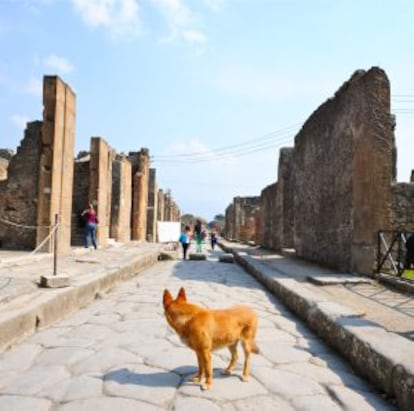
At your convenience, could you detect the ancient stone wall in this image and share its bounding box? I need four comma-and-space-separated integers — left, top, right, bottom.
391, 183, 414, 232
293, 67, 393, 273
110, 154, 132, 243
225, 196, 260, 242
259, 183, 278, 249
0, 150, 13, 181
224, 203, 235, 240
254, 208, 262, 245
146, 168, 158, 242
37, 75, 76, 254
71, 154, 90, 245
277, 148, 294, 249
129, 148, 150, 241
0, 122, 42, 249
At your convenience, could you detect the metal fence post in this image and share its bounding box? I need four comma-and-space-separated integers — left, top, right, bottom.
53, 214, 58, 276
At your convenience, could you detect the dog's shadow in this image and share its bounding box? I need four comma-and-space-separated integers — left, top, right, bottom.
102, 366, 240, 388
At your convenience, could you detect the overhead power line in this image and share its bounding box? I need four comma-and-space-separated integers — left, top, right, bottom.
151, 122, 301, 164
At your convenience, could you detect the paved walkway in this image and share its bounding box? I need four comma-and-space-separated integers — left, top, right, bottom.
0, 240, 413, 409
0, 245, 397, 410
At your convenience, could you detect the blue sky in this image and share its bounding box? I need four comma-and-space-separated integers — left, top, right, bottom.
1, 0, 413, 221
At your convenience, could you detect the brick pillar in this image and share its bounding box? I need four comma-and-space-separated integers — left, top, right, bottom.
37, 76, 75, 254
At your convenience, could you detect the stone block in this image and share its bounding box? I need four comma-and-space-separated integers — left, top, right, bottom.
219, 253, 234, 263
40, 274, 70, 288
189, 253, 206, 261
158, 251, 177, 261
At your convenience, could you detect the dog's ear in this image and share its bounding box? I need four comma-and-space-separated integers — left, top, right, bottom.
177, 287, 187, 302
163, 289, 173, 308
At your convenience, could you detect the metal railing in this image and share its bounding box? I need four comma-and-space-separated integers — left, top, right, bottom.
377, 230, 413, 276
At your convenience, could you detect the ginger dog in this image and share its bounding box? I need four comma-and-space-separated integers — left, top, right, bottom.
163, 287, 259, 390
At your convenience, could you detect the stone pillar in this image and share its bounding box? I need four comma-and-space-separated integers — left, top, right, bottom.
89, 137, 113, 247
146, 168, 158, 242
37, 76, 75, 254
164, 190, 172, 221
111, 154, 132, 243
277, 148, 294, 249
129, 148, 150, 241
224, 203, 234, 240
157, 189, 165, 222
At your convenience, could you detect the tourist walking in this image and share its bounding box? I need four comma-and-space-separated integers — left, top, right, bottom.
81, 203, 99, 249
179, 225, 191, 260
194, 219, 203, 253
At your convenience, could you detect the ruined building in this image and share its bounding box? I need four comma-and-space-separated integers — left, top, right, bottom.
224, 196, 260, 242
225, 67, 414, 275
0, 76, 75, 253
0, 75, 181, 253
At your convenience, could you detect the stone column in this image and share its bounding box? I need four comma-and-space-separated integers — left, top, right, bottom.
89, 137, 113, 247
37, 76, 75, 254
111, 154, 132, 243
146, 168, 158, 242
129, 148, 150, 241
157, 189, 165, 222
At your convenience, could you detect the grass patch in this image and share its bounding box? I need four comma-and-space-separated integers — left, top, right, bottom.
402, 269, 414, 280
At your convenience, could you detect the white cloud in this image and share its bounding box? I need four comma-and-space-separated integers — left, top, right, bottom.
43, 54, 74, 74
151, 0, 207, 47
24, 76, 43, 96
72, 0, 142, 38
181, 29, 207, 44
11, 114, 30, 130
151, 0, 193, 27
203, 0, 226, 12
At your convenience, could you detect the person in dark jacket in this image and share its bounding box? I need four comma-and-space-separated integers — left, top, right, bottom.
405, 233, 414, 269
179, 225, 191, 260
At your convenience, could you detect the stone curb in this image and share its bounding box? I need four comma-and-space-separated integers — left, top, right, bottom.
0, 249, 160, 353
221, 244, 414, 411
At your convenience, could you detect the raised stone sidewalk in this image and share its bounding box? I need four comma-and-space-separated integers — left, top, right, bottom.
0, 242, 162, 352
220, 240, 414, 411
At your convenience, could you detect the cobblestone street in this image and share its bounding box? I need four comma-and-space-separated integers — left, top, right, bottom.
0, 250, 394, 410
